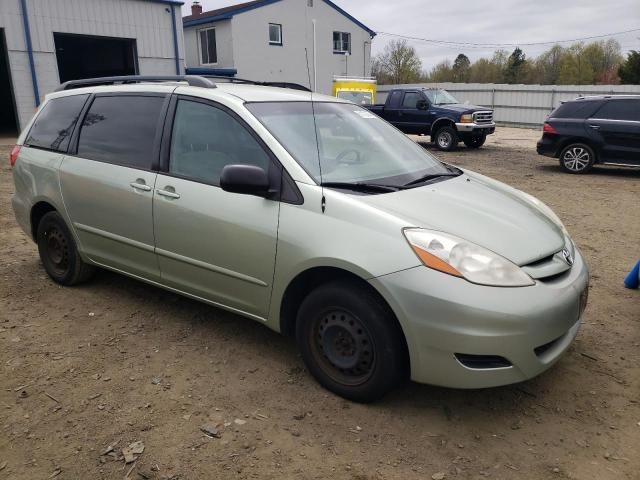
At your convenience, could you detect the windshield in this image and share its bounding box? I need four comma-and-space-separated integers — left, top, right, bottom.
336, 91, 373, 105
246, 102, 449, 186
424, 89, 459, 105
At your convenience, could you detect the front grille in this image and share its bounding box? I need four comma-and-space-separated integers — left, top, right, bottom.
455, 353, 512, 369
473, 111, 493, 124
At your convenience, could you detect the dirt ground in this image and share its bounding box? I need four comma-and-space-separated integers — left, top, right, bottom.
1, 129, 638, 480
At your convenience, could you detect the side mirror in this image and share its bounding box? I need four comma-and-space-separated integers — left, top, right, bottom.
416, 100, 429, 110
220, 164, 270, 196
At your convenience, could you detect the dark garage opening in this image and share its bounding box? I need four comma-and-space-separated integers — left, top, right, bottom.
0, 29, 19, 135
54, 33, 138, 83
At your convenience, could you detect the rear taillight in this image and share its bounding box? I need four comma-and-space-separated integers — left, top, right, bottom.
9, 145, 21, 167
543, 122, 558, 135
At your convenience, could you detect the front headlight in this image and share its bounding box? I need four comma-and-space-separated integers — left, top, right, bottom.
459, 113, 473, 123
403, 229, 535, 287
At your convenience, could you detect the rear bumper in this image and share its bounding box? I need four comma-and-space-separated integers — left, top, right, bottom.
536, 134, 561, 157
456, 122, 495, 135
370, 249, 589, 388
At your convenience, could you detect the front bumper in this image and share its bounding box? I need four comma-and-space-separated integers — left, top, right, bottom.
455, 122, 496, 134
370, 248, 589, 388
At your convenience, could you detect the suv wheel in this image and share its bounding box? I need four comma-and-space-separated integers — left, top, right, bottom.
37, 211, 95, 285
559, 143, 595, 174
434, 126, 458, 151
296, 281, 406, 402
463, 134, 486, 148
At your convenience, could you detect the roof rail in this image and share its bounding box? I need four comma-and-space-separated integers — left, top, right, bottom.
55, 75, 216, 92
201, 75, 311, 92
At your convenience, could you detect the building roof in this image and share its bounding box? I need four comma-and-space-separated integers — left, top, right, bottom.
182, 0, 376, 36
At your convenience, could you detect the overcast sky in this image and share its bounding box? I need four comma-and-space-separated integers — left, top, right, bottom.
182, 0, 640, 71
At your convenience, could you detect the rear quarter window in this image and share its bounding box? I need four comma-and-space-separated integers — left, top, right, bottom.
25, 94, 89, 152
550, 100, 602, 119
593, 99, 640, 121
77, 95, 166, 170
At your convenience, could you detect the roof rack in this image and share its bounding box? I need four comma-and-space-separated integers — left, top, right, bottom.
55, 75, 216, 92
201, 75, 311, 92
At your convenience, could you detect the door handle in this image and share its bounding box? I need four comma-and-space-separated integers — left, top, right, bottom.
157, 188, 181, 199
588, 124, 601, 130
130, 182, 151, 191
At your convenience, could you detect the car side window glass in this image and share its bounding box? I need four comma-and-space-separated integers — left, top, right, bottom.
595, 100, 640, 122
169, 99, 271, 186
402, 92, 421, 109
25, 94, 89, 153
77, 95, 165, 169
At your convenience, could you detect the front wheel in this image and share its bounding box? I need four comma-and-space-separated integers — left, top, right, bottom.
434, 125, 458, 151
559, 143, 595, 174
37, 211, 95, 285
463, 134, 486, 148
296, 281, 407, 402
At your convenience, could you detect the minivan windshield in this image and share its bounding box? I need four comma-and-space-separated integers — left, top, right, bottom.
246, 102, 452, 187
424, 89, 459, 105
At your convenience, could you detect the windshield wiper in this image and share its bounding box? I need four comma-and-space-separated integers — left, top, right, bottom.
321, 182, 399, 193
402, 171, 460, 188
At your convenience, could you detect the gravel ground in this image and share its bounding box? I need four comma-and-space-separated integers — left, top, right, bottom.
0, 129, 638, 480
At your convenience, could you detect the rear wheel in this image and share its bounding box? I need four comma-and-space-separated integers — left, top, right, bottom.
37, 211, 95, 285
296, 281, 407, 402
434, 125, 458, 151
559, 143, 595, 174
463, 134, 486, 148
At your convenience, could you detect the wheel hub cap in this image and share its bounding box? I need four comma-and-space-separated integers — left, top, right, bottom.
563, 147, 590, 171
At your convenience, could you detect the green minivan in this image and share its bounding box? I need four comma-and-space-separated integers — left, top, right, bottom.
10, 76, 589, 402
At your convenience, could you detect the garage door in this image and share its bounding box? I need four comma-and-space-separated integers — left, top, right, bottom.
54, 33, 138, 83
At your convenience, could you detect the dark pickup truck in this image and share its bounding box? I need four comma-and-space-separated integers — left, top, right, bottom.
366, 88, 496, 151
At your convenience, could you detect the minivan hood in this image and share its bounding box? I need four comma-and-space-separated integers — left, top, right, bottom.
359, 170, 565, 266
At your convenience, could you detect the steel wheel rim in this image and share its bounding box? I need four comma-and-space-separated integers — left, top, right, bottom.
438, 131, 452, 148
563, 147, 590, 171
310, 309, 375, 386
45, 227, 70, 275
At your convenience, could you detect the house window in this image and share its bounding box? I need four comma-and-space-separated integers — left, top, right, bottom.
269, 23, 282, 46
199, 27, 217, 64
333, 31, 350, 54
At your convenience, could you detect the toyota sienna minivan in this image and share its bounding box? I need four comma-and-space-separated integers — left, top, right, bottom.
10, 76, 589, 402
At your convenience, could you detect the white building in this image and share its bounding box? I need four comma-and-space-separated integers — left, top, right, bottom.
182, 0, 375, 95
0, 0, 186, 133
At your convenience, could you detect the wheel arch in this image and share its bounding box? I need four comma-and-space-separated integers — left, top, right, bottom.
430, 117, 457, 139
557, 137, 599, 162
279, 267, 409, 364
30, 201, 57, 241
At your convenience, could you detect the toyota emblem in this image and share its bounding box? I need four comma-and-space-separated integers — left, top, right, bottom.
561, 248, 574, 266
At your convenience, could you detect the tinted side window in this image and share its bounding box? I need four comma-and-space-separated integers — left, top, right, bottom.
388, 90, 403, 107
77, 96, 165, 169
402, 92, 422, 108
594, 100, 640, 121
550, 100, 602, 119
169, 99, 271, 185
25, 94, 89, 152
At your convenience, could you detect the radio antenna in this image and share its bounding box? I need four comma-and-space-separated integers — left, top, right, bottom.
304, 47, 325, 213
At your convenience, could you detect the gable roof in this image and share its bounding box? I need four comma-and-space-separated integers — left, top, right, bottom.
182, 0, 376, 36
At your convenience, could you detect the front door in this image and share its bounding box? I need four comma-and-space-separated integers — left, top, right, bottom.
588, 98, 640, 165
153, 97, 280, 319
399, 91, 430, 134
60, 93, 167, 280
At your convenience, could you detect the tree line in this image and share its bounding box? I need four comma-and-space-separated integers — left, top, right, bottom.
371, 39, 640, 85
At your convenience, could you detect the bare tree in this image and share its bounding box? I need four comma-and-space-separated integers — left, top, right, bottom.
372, 40, 423, 84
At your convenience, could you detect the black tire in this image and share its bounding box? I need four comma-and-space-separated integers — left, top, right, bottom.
463, 134, 486, 148
296, 280, 407, 402
36, 211, 95, 286
559, 143, 595, 174
433, 125, 458, 151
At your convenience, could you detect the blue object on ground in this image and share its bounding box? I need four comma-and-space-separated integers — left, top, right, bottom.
624, 260, 640, 289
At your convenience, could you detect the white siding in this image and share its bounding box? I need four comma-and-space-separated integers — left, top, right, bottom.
183, 0, 373, 95
0, 0, 186, 130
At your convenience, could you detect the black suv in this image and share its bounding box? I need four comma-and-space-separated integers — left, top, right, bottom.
537, 95, 640, 173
